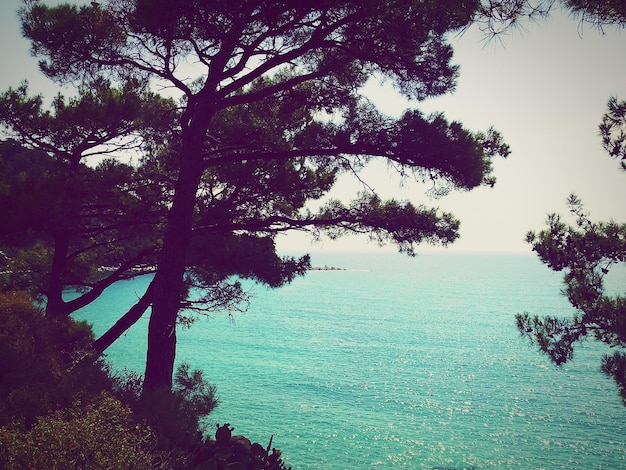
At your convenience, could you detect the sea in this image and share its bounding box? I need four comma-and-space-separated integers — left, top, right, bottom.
72, 252, 626, 469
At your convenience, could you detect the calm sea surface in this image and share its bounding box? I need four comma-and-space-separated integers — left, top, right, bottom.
73, 252, 626, 469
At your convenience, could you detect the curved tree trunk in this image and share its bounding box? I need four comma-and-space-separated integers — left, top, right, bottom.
142, 148, 204, 393
91, 283, 154, 355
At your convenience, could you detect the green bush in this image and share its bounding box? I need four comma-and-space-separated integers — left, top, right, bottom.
0, 392, 156, 469
0, 292, 291, 469
112, 363, 220, 467
0, 291, 110, 426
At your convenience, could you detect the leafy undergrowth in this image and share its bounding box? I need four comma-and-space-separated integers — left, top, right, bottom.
0, 292, 290, 469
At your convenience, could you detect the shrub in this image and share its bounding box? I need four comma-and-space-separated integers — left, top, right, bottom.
0, 392, 156, 469
0, 291, 110, 426
0, 292, 291, 469
117, 363, 220, 467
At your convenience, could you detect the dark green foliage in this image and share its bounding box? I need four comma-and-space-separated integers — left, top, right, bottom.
600, 97, 626, 169
0, 292, 160, 468
316, 193, 460, 256
0, 140, 58, 245
187, 234, 310, 288
135, 364, 218, 451
20, 2, 127, 83
0, 80, 173, 159
563, 0, 626, 28
107, 364, 291, 469
0, 137, 162, 313
0, 291, 286, 469
0, 393, 157, 470
601, 351, 626, 403
0, 79, 173, 317
475, 0, 626, 38
10, 0, 621, 395
101, 363, 220, 467
391, 111, 509, 190
517, 195, 626, 403
515, 17, 626, 397
0, 291, 111, 426
16, 0, 516, 391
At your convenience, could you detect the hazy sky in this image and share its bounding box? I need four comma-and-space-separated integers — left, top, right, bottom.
1, 2, 624, 254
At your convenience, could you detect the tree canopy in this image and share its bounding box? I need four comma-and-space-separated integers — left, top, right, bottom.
517, 98, 626, 404
14, 0, 623, 393
0, 80, 172, 317
4, 2, 624, 467
8, 0, 524, 392
512, 0, 626, 405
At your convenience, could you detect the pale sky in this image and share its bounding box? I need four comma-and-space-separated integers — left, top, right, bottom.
1, 1, 624, 254
283, 10, 626, 254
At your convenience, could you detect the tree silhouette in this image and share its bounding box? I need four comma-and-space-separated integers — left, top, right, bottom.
0, 80, 172, 317
518, 98, 626, 404
16, 0, 525, 392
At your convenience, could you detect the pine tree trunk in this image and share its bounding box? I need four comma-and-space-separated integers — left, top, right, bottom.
142, 150, 204, 393
45, 233, 71, 318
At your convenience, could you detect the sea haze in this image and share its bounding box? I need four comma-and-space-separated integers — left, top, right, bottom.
72, 252, 626, 469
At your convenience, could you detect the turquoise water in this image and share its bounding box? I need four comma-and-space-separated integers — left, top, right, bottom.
73, 252, 626, 469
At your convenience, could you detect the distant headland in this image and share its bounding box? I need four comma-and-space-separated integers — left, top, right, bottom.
307, 265, 345, 271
